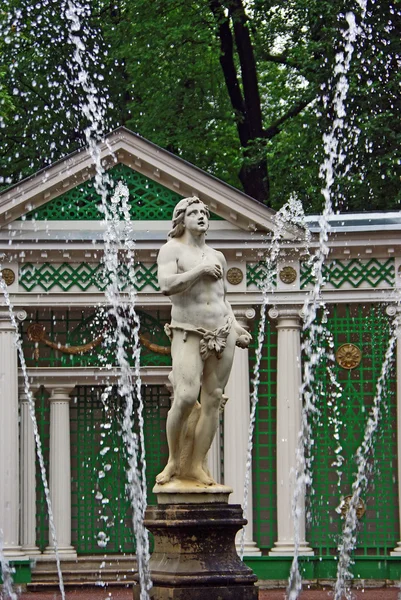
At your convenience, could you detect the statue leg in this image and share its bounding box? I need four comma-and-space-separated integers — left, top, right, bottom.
190, 328, 237, 484
156, 332, 203, 484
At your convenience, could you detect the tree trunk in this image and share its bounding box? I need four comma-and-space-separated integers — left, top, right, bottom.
239, 154, 269, 203
209, 0, 271, 205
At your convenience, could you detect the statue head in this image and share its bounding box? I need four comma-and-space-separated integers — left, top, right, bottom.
168, 196, 210, 239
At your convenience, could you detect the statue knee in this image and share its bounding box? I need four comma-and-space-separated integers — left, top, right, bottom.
174, 381, 200, 413
208, 387, 223, 410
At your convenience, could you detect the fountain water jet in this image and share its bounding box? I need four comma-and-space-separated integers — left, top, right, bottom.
1, 0, 152, 596
241, 195, 310, 561
287, 4, 368, 599
0, 273, 66, 600
0, 531, 18, 600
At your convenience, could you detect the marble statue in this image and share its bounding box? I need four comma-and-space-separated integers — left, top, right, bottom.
155, 196, 251, 488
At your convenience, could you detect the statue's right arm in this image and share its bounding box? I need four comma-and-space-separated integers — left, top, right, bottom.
157, 243, 204, 296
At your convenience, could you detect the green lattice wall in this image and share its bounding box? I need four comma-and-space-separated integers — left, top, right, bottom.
68, 385, 169, 554
34, 384, 169, 553
21, 163, 221, 221
307, 304, 398, 556
251, 313, 277, 549
35, 388, 50, 550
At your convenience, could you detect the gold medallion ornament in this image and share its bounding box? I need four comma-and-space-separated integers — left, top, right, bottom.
226, 267, 244, 285
0, 268, 15, 286
335, 343, 362, 370
339, 496, 366, 520
279, 266, 297, 284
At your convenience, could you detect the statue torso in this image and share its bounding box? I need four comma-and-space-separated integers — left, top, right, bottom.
170, 242, 229, 330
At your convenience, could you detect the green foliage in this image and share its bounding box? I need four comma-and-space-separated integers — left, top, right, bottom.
0, 0, 399, 212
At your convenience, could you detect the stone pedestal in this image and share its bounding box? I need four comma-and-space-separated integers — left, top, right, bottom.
134, 503, 258, 600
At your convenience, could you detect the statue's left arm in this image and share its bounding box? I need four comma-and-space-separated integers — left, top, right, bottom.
218, 252, 252, 348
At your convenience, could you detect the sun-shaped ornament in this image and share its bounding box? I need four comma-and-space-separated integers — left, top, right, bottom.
335, 343, 362, 370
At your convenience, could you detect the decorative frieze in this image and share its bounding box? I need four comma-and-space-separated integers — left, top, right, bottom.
19, 262, 159, 292
300, 258, 395, 290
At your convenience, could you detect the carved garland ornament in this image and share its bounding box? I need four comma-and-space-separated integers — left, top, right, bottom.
27, 323, 171, 360
335, 343, 362, 370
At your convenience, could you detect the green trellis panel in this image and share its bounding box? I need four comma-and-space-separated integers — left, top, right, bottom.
69, 385, 169, 554
35, 388, 50, 551
21, 163, 222, 221
250, 313, 277, 550
307, 304, 398, 556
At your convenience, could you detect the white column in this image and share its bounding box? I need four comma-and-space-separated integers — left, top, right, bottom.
0, 310, 23, 557
268, 307, 313, 556
44, 386, 76, 558
388, 306, 401, 555
224, 308, 261, 556
20, 389, 41, 556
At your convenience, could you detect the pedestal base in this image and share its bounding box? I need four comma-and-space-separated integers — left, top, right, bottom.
134, 504, 258, 600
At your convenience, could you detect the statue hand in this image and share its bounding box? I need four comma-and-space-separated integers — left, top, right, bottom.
234, 323, 252, 348
201, 262, 223, 280
236, 333, 252, 348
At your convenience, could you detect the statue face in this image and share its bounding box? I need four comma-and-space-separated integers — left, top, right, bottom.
183, 203, 209, 233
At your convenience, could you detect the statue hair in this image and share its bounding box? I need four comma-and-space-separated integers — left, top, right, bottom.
168, 196, 210, 239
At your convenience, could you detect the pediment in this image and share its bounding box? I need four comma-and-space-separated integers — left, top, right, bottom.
0, 127, 297, 239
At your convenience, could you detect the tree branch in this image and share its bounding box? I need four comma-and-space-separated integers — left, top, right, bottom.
263, 94, 316, 139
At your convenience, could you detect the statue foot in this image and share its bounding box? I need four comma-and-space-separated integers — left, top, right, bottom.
156, 462, 177, 485
191, 466, 215, 486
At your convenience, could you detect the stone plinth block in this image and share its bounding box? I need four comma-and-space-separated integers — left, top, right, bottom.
133, 503, 258, 600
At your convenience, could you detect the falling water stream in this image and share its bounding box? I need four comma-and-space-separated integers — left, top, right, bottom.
240, 196, 311, 559
0, 0, 151, 597
99, 182, 151, 598
334, 318, 399, 600
62, 1, 152, 596
0, 273, 66, 600
283, 4, 401, 600
0, 0, 399, 598
0, 531, 18, 600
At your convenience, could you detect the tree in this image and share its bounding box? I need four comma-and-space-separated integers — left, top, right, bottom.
0, 0, 400, 212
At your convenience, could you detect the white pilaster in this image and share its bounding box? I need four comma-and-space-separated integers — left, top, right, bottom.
20, 389, 41, 556
388, 306, 401, 556
0, 311, 22, 557
44, 386, 76, 558
224, 308, 261, 556
268, 307, 313, 556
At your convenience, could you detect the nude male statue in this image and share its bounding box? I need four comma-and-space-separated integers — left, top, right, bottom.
156, 196, 251, 486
